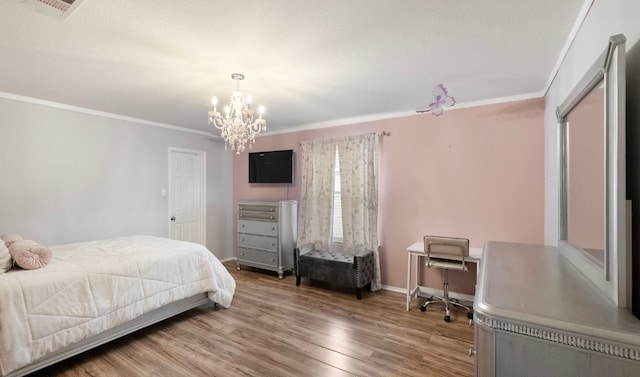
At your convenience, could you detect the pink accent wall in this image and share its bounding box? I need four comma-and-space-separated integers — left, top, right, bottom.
567, 88, 605, 251
233, 98, 545, 294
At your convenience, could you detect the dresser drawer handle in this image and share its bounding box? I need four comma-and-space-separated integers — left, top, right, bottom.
240, 252, 245, 256
271, 242, 275, 246
241, 224, 245, 228
270, 258, 275, 262
272, 227, 276, 231
240, 238, 245, 242
270, 215, 274, 219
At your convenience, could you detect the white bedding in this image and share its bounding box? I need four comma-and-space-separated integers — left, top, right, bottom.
0, 235, 236, 376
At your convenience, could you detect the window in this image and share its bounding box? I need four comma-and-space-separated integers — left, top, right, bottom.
331, 147, 343, 244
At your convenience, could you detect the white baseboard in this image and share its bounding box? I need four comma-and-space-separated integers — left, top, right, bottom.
415, 286, 475, 304
224, 270, 475, 303
380, 284, 406, 294
381, 284, 475, 304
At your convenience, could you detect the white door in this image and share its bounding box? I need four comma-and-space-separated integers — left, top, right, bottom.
168, 148, 206, 245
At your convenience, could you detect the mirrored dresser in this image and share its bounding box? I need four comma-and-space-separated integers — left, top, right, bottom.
472, 241, 640, 376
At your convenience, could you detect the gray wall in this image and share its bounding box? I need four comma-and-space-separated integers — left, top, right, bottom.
543, 0, 640, 245
0, 96, 234, 260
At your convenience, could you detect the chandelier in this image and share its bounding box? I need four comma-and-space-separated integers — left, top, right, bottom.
208, 73, 266, 154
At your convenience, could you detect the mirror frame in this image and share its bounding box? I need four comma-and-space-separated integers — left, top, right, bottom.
557, 34, 627, 307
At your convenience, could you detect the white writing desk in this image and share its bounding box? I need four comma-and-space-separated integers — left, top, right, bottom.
406, 241, 483, 311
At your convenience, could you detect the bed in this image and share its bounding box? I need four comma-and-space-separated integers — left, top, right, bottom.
0, 235, 236, 377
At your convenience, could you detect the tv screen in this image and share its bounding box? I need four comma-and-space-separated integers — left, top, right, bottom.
248, 149, 294, 183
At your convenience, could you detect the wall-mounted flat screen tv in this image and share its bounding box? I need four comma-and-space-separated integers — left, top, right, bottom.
248, 149, 294, 183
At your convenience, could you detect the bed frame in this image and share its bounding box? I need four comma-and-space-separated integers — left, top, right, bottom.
6, 293, 211, 377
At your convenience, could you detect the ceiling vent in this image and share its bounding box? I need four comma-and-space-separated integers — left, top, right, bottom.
10, 0, 86, 19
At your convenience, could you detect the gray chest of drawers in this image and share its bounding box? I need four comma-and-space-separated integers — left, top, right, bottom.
237, 200, 297, 279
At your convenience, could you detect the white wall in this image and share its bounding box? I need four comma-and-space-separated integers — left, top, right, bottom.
544, 0, 640, 315
0, 96, 234, 260
544, 0, 640, 244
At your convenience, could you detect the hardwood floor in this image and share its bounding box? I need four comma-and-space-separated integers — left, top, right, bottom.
33, 262, 475, 377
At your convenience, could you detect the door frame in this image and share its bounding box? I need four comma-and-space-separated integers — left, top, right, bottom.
168, 147, 207, 245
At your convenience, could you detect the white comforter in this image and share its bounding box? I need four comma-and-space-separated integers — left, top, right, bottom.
0, 235, 236, 376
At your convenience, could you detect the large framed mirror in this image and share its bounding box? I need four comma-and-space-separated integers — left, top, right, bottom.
557, 34, 627, 307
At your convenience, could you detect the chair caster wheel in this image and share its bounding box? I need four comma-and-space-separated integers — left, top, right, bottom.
444, 315, 451, 322
420, 306, 427, 312
236, 265, 241, 271
467, 312, 474, 320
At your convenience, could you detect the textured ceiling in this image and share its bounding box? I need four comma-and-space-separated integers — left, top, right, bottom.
0, 0, 584, 134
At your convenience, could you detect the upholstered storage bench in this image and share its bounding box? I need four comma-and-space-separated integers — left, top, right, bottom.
294, 243, 374, 299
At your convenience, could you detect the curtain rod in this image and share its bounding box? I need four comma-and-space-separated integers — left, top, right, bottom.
298, 131, 390, 145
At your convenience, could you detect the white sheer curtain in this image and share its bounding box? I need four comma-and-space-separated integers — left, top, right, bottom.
297, 139, 336, 251
337, 133, 381, 291
297, 133, 381, 291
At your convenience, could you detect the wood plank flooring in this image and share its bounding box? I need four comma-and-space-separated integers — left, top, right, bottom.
32, 262, 475, 377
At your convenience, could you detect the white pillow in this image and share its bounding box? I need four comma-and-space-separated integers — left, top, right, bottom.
0, 242, 11, 273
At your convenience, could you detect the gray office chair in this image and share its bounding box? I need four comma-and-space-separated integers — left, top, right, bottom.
419, 235, 474, 322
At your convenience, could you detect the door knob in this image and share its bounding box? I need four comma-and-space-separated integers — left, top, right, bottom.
170, 217, 176, 221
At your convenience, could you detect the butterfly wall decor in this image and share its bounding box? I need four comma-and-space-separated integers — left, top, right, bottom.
416, 84, 456, 116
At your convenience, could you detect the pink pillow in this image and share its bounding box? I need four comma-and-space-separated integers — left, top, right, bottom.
8, 240, 52, 270
1, 232, 23, 248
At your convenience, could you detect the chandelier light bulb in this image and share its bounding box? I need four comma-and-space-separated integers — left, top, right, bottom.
211, 96, 217, 106
246, 95, 252, 104
258, 105, 265, 115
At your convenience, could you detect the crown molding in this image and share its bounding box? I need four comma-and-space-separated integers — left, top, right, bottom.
0, 91, 212, 137
262, 91, 543, 136
543, 0, 595, 95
